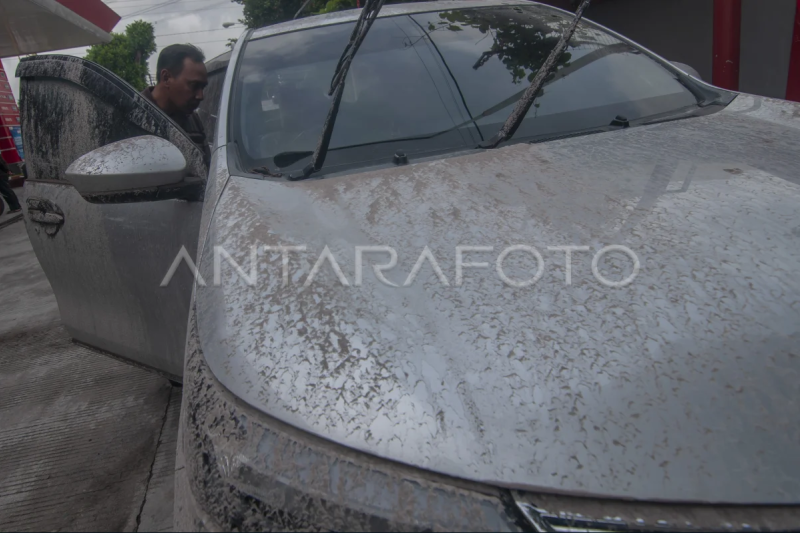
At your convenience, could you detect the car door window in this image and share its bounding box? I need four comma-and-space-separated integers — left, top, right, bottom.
18, 55, 207, 183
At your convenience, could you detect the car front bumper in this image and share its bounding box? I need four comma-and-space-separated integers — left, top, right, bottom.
174, 309, 525, 532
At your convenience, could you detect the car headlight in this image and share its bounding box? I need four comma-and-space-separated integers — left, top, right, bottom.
512, 491, 799, 532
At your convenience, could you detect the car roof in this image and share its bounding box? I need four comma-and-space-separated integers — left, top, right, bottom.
249, 0, 535, 41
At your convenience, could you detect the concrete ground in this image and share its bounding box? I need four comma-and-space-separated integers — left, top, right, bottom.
0, 218, 179, 532
1, 188, 24, 231
0, 210, 23, 232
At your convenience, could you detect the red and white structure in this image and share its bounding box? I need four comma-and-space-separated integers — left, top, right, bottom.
0, 65, 21, 168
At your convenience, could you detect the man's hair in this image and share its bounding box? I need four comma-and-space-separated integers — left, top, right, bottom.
156, 44, 205, 83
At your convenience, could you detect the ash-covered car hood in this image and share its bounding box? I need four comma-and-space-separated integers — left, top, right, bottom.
195, 94, 800, 504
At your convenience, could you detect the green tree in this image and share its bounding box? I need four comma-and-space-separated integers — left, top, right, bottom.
85, 20, 156, 91
232, 0, 332, 28
314, 0, 356, 15
232, 0, 309, 29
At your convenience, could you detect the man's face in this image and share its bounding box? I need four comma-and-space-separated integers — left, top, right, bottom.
163, 58, 208, 114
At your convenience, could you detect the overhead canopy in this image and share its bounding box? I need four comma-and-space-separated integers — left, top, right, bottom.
0, 0, 120, 58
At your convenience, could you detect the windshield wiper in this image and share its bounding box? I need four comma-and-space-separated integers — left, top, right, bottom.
288, 0, 386, 180
480, 0, 592, 149
286, 0, 587, 176
272, 35, 633, 170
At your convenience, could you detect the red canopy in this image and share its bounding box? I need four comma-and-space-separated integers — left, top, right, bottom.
54, 0, 121, 33
0, 0, 121, 58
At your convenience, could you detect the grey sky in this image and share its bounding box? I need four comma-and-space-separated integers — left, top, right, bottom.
1, 0, 246, 99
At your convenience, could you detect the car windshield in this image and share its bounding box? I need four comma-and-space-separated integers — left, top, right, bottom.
232, 4, 700, 176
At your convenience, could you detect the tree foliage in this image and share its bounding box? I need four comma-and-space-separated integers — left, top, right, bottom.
232, 0, 345, 28
434, 9, 573, 85
85, 20, 156, 91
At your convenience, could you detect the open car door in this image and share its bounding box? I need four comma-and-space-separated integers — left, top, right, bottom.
16, 55, 207, 380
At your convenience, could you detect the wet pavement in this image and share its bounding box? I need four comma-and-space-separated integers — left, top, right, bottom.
0, 218, 179, 532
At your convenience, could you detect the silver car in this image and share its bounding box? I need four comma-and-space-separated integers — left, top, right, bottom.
17, 1, 800, 530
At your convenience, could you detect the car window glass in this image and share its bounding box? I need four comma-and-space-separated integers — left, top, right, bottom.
410, 6, 696, 140
235, 17, 469, 165
233, 5, 700, 175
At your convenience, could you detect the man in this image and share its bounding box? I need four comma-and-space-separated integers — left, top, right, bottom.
141, 44, 211, 166
0, 153, 21, 214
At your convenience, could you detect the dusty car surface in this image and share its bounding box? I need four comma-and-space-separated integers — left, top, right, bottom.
16, 0, 800, 530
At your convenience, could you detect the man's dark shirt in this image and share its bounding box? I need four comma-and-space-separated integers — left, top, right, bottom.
141, 87, 211, 167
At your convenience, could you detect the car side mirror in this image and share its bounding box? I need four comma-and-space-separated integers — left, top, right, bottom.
65, 135, 203, 203
670, 61, 702, 81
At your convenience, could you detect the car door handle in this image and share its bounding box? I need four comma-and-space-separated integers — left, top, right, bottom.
28, 210, 64, 225
26, 197, 65, 235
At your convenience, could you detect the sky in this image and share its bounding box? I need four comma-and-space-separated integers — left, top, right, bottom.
1, 0, 246, 100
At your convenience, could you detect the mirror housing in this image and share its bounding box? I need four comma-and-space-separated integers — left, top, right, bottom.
65, 135, 203, 203
670, 61, 702, 81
